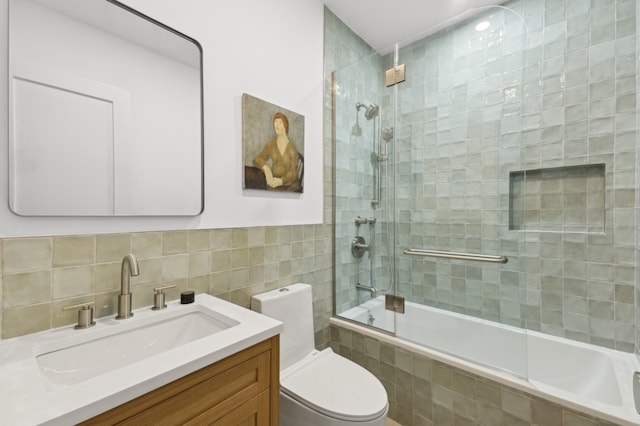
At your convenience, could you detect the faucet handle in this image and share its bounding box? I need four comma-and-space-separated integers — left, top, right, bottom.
152, 285, 176, 310
62, 301, 96, 329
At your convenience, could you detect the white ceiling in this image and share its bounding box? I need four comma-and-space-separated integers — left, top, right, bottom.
322, 0, 508, 54
32, 0, 200, 67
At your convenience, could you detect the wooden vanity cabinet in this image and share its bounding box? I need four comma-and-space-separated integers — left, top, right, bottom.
80, 336, 279, 425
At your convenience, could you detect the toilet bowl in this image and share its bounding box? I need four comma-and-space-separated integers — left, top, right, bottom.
251, 283, 388, 426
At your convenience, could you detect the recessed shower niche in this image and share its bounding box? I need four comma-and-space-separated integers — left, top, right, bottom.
509, 164, 606, 233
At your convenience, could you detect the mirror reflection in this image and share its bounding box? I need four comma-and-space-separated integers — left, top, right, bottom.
9, 0, 203, 216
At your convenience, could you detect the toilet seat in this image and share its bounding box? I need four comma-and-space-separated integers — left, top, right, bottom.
280, 348, 388, 422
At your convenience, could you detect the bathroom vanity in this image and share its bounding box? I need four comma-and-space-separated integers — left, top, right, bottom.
0, 294, 282, 425
81, 336, 279, 425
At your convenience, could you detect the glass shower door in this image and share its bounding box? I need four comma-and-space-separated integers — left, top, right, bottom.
333, 50, 397, 334
390, 6, 529, 378
332, 3, 531, 380
333, 0, 640, 400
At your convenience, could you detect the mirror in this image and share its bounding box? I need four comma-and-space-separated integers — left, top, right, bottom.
8, 0, 203, 216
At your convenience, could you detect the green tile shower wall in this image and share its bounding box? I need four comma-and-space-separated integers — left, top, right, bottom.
0, 227, 334, 342
328, 0, 637, 352
397, 0, 636, 351
509, 164, 607, 232
326, 8, 390, 315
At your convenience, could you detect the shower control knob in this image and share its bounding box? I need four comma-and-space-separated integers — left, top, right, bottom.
351, 236, 370, 258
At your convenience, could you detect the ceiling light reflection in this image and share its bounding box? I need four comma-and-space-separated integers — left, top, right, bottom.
475, 21, 490, 31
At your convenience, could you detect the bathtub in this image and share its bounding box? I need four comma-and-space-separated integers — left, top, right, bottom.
337, 296, 640, 426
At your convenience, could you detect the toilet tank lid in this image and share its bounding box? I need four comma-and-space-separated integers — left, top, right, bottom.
251, 283, 310, 304
281, 348, 388, 422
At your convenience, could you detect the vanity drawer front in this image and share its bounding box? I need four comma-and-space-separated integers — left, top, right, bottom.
120, 351, 270, 425
81, 336, 278, 426
197, 389, 270, 426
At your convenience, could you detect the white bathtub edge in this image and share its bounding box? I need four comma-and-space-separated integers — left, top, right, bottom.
330, 316, 640, 426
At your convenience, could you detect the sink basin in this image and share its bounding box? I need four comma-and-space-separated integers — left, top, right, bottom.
0, 293, 282, 426
37, 309, 238, 389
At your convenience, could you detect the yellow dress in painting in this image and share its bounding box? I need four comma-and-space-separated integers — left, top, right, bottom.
254, 138, 301, 192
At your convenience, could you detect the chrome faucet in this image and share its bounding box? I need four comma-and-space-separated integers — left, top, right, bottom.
116, 254, 139, 320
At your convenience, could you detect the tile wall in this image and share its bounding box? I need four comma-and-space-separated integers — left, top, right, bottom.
329, 0, 638, 352
331, 324, 622, 426
395, 0, 636, 351
509, 164, 606, 233
325, 0, 640, 422
0, 227, 334, 344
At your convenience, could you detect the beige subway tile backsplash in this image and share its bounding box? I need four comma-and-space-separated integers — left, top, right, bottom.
188, 251, 211, 277
3, 304, 51, 338
230, 248, 249, 269
229, 268, 248, 290
291, 225, 304, 242
211, 270, 232, 294
3, 238, 52, 274
161, 254, 189, 282
188, 230, 211, 252
247, 227, 266, 247
231, 228, 248, 248
135, 257, 163, 286
211, 250, 231, 271
0, 225, 333, 343
131, 232, 163, 258
94, 262, 122, 293
162, 231, 188, 255
53, 236, 95, 267
248, 265, 265, 285
249, 247, 265, 266
278, 227, 291, 244
265, 227, 279, 245
188, 274, 210, 295
96, 234, 131, 263
211, 229, 231, 250
3, 270, 51, 308
52, 265, 94, 299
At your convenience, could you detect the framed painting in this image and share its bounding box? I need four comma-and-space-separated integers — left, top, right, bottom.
242, 93, 304, 193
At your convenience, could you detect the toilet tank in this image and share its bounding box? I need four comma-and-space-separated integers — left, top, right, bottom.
251, 283, 315, 370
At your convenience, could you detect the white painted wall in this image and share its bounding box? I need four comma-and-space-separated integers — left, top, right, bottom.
0, 0, 325, 236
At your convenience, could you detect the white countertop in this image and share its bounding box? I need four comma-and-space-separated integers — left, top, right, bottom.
0, 294, 283, 425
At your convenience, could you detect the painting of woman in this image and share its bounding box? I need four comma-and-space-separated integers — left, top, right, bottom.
253, 112, 301, 192
242, 94, 304, 193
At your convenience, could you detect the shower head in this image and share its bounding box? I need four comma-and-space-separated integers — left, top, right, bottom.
356, 102, 379, 120
364, 104, 379, 120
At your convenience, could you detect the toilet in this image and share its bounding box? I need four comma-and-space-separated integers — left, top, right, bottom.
251, 283, 388, 426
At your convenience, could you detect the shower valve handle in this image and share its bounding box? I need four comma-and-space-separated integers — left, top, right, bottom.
351, 236, 371, 258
